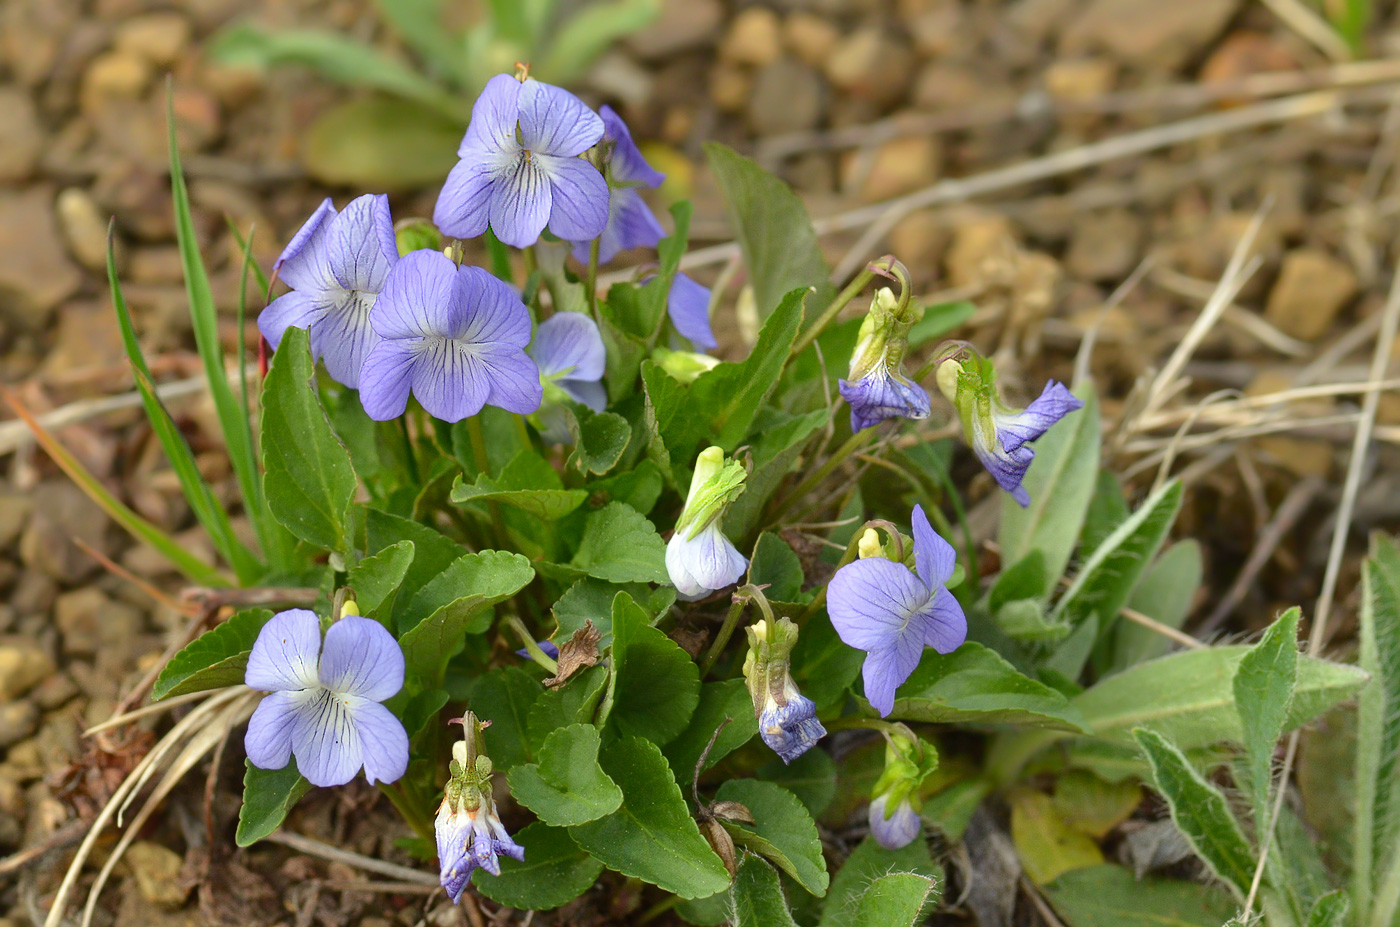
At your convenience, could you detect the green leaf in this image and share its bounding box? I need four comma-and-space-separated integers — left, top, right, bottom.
398, 550, 535, 681
539, 0, 660, 83
526, 666, 609, 751
261, 327, 357, 554
471, 822, 605, 910
1051, 770, 1141, 839
152, 608, 273, 699
722, 408, 826, 539
450, 450, 588, 519
365, 508, 466, 631
369, 0, 463, 84
665, 679, 759, 782
849, 872, 938, 927
567, 407, 632, 476
677, 892, 731, 926
469, 666, 541, 771
1049, 479, 1183, 658
1134, 728, 1256, 898
509, 724, 623, 827
1354, 535, 1400, 923
1044, 864, 1237, 927
1234, 607, 1300, 828
552, 578, 675, 648
208, 25, 466, 118
908, 300, 976, 347
1305, 890, 1349, 927
884, 642, 1088, 731
718, 780, 829, 896
168, 92, 283, 568
345, 540, 415, 623
922, 778, 992, 842
758, 748, 838, 819
236, 759, 311, 847
705, 142, 833, 319
749, 533, 804, 601
1009, 789, 1104, 885
819, 836, 938, 927
1074, 645, 1367, 749
301, 97, 466, 190
569, 502, 669, 584
791, 615, 864, 711
1111, 540, 1202, 670
606, 592, 700, 745
999, 385, 1100, 597
731, 853, 798, 927
568, 736, 731, 899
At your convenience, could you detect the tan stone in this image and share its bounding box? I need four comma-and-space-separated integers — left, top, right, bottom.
721, 7, 782, 67
126, 841, 192, 908
114, 12, 192, 67
0, 643, 55, 701
710, 64, 752, 113
0, 187, 84, 330
81, 51, 153, 113
1265, 248, 1358, 341
1045, 58, 1117, 102
783, 12, 839, 66
824, 28, 913, 105
0, 88, 43, 182
1257, 436, 1332, 479
845, 135, 941, 202
56, 187, 115, 272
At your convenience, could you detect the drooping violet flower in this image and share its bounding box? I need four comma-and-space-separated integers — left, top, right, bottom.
530, 311, 607, 412
827, 505, 966, 716
258, 195, 398, 388
437, 714, 524, 903
244, 608, 409, 788
743, 617, 826, 763
434, 73, 608, 249
359, 250, 542, 422
839, 273, 929, 432
666, 446, 748, 601
570, 105, 665, 265
514, 641, 561, 660
869, 794, 921, 850
935, 345, 1083, 507
668, 273, 717, 351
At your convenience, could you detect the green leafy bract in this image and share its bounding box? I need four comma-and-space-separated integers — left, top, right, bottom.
508, 724, 623, 827
153, 608, 273, 700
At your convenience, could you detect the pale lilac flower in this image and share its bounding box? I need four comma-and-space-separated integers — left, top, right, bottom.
570, 105, 665, 265
970, 381, 1082, 507
869, 794, 921, 849
760, 692, 825, 764
668, 273, 717, 351
514, 641, 561, 660
839, 287, 928, 433
530, 312, 607, 412
258, 195, 397, 388
434, 74, 607, 248
666, 447, 747, 601
840, 374, 931, 433
359, 250, 542, 422
436, 800, 525, 901
744, 617, 825, 764
827, 505, 967, 716
244, 609, 408, 788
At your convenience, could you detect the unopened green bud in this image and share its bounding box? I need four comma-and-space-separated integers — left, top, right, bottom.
652, 346, 721, 384
395, 218, 443, 257
677, 447, 747, 538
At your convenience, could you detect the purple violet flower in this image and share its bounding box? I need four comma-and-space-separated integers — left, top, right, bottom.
244, 609, 409, 788
668, 273, 718, 351
434, 74, 608, 249
839, 286, 928, 433
827, 505, 967, 716
358, 250, 543, 422
840, 374, 931, 434
258, 195, 398, 389
436, 799, 525, 901
514, 640, 561, 660
869, 794, 921, 850
570, 105, 665, 265
971, 381, 1083, 507
530, 312, 607, 412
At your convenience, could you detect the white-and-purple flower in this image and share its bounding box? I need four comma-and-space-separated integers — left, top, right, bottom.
258, 195, 398, 389
570, 105, 665, 265
840, 373, 931, 434
969, 381, 1083, 507
827, 505, 967, 716
666, 447, 748, 601
243, 609, 409, 788
434, 73, 608, 249
358, 250, 543, 422
839, 287, 929, 433
530, 311, 607, 412
869, 794, 921, 850
436, 799, 525, 902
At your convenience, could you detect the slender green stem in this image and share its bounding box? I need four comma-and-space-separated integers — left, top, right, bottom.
521, 244, 537, 285
377, 782, 433, 843
506, 614, 559, 674
929, 462, 978, 585
637, 896, 680, 924
398, 416, 420, 485
586, 236, 601, 327
790, 265, 878, 358
466, 414, 509, 541
767, 429, 876, 526
699, 595, 750, 678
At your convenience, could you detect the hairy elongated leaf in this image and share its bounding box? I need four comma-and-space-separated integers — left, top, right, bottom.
539, 0, 661, 84
261, 327, 357, 554
718, 780, 829, 896
301, 97, 464, 189
1044, 864, 1236, 927
1075, 645, 1366, 748
1305, 890, 1349, 927
705, 143, 833, 320
731, 854, 799, 927
1234, 608, 1300, 828
1111, 540, 1202, 670
472, 822, 605, 910
850, 872, 937, 927
153, 608, 273, 699
398, 550, 535, 681
236, 759, 310, 846
999, 385, 1099, 596
568, 736, 731, 898
819, 836, 938, 927
509, 724, 623, 827
1134, 728, 1255, 898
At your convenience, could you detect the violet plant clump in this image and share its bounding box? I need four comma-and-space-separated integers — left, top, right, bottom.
67, 62, 1370, 927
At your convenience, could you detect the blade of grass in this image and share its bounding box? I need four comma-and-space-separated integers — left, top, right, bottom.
107, 223, 262, 583
1, 388, 229, 587
228, 220, 258, 464
166, 82, 289, 569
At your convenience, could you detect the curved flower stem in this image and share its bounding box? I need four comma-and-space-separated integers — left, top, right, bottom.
790, 264, 879, 359
767, 428, 876, 526
823, 716, 918, 741
699, 594, 750, 678
465, 414, 508, 540
586, 237, 602, 328
505, 614, 559, 675
521, 243, 537, 287
928, 463, 978, 586
377, 782, 434, 843
398, 417, 420, 486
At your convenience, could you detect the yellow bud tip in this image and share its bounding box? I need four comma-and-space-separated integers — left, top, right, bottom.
935, 358, 961, 404
341, 598, 360, 618
751, 620, 768, 641
857, 528, 882, 560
